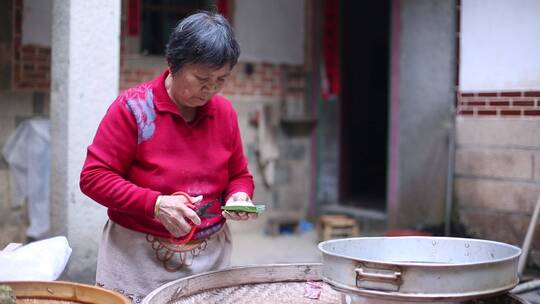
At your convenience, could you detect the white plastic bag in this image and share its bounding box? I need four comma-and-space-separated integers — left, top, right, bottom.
2, 117, 50, 238
0, 236, 72, 281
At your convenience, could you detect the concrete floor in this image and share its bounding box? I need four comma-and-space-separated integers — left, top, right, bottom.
229, 217, 322, 266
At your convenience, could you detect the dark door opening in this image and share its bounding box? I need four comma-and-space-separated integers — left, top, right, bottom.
340, 0, 390, 211
140, 0, 212, 55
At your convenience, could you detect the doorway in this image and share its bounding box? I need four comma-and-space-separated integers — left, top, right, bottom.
140, 0, 212, 55
339, 0, 391, 211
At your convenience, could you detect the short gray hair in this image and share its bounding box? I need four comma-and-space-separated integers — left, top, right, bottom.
165, 11, 240, 74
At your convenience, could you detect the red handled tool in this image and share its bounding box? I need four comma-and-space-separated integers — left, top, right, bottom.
169, 191, 220, 244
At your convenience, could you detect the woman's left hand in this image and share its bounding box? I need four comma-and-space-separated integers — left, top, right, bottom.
222, 192, 258, 221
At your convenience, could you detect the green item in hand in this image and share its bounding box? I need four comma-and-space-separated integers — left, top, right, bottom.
0, 285, 16, 304
222, 204, 266, 214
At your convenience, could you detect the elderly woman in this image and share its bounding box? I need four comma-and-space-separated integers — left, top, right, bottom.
80, 11, 256, 302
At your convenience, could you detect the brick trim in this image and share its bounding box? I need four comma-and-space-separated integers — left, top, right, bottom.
457, 91, 540, 117
12, 0, 51, 91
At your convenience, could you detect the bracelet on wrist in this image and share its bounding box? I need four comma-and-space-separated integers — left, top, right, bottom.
154, 195, 163, 218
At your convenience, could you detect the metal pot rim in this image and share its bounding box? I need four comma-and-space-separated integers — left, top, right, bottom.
318, 236, 522, 267
324, 277, 519, 301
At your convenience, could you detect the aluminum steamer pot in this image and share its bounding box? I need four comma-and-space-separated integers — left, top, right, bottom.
318, 237, 521, 302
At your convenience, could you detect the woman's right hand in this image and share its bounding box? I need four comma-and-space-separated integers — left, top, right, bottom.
155, 194, 202, 238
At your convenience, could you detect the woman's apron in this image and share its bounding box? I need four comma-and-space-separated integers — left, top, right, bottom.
95, 220, 232, 303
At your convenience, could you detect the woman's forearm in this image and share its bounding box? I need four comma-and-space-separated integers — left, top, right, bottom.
80, 160, 160, 218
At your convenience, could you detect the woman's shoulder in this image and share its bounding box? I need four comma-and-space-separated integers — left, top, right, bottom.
103, 82, 155, 116
211, 94, 235, 114
118, 82, 155, 103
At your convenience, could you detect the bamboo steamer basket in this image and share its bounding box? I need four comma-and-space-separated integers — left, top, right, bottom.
143, 263, 342, 304
142, 263, 530, 304
1, 281, 130, 304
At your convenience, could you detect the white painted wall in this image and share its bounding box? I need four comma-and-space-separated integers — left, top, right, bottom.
22, 0, 53, 47
234, 0, 305, 65
51, 0, 121, 283
460, 0, 540, 91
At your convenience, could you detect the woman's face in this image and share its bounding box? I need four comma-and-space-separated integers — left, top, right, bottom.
169, 63, 232, 108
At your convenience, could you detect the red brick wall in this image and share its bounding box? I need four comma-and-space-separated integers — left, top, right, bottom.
9, 0, 307, 100
457, 91, 540, 117
222, 63, 305, 100
223, 62, 305, 100
120, 67, 162, 91
120, 61, 305, 100
118, 0, 305, 99
222, 63, 282, 97
12, 0, 50, 91
117, 0, 305, 98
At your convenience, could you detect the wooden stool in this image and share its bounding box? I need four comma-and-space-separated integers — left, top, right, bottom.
317, 215, 359, 241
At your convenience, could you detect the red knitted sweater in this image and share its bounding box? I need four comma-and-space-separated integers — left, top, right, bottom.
80, 70, 254, 239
